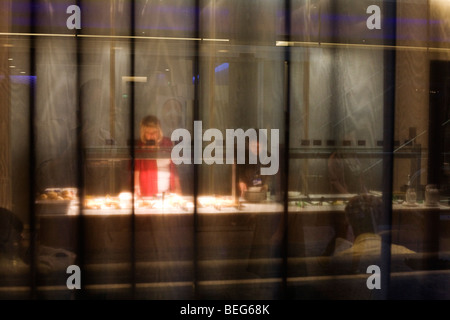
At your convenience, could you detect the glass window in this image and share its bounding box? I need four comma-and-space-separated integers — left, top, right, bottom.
0, 0, 448, 301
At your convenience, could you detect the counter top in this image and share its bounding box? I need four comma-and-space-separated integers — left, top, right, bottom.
57, 200, 450, 217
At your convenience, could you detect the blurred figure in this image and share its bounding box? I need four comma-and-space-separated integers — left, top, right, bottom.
328, 150, 367, 194
237, 136, 269, 198
327, 128, 368, 194
326, 194, 416, 299
332, 194, 415, 263
0, 207, 26, 267
0, 207, 76, 275
135, 115, 181, 197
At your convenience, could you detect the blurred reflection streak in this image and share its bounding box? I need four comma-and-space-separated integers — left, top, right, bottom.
363, 130, 426, 174
276, 41, 450, 53
0, 32, 229, 42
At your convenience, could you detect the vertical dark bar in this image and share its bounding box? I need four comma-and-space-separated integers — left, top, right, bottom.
426, 1, 441, 187
130, 0, 137, 299
28, 0, 37, 300
381, 0, 397, 299
193, 0, 200, 299
428, 61, 443, 186
75, 0, 85, 300
281, 0, 291, 299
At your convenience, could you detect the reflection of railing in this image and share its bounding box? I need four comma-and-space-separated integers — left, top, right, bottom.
289, 145, 424, 196
288, 146, 423, 160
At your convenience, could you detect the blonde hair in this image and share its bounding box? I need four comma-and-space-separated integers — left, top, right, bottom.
139, 115, 163, 144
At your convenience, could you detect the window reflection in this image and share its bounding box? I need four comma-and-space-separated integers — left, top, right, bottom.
0, 0, 449, 300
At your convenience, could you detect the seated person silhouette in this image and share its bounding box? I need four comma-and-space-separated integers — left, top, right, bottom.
0, 207, 76, 276
331, 194, 415, 273
0, 207, 28, 272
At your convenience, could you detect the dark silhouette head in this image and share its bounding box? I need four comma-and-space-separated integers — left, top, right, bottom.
344, 194, 382, 236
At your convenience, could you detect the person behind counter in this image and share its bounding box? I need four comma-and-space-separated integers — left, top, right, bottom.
236, 131, 270, 198
134, 115, 181, 197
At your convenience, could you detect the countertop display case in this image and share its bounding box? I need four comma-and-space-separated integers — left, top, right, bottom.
29, 145, 450, 300
81, 141, 425, 199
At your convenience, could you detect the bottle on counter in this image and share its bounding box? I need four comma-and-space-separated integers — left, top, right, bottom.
266, 188, 271, 201
425, 184, 439, 207
405, 174, 416, 205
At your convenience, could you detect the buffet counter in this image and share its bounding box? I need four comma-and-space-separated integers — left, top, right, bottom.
34, 193, 450, 266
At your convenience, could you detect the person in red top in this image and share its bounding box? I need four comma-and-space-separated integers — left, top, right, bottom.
134, 115, 181, 197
